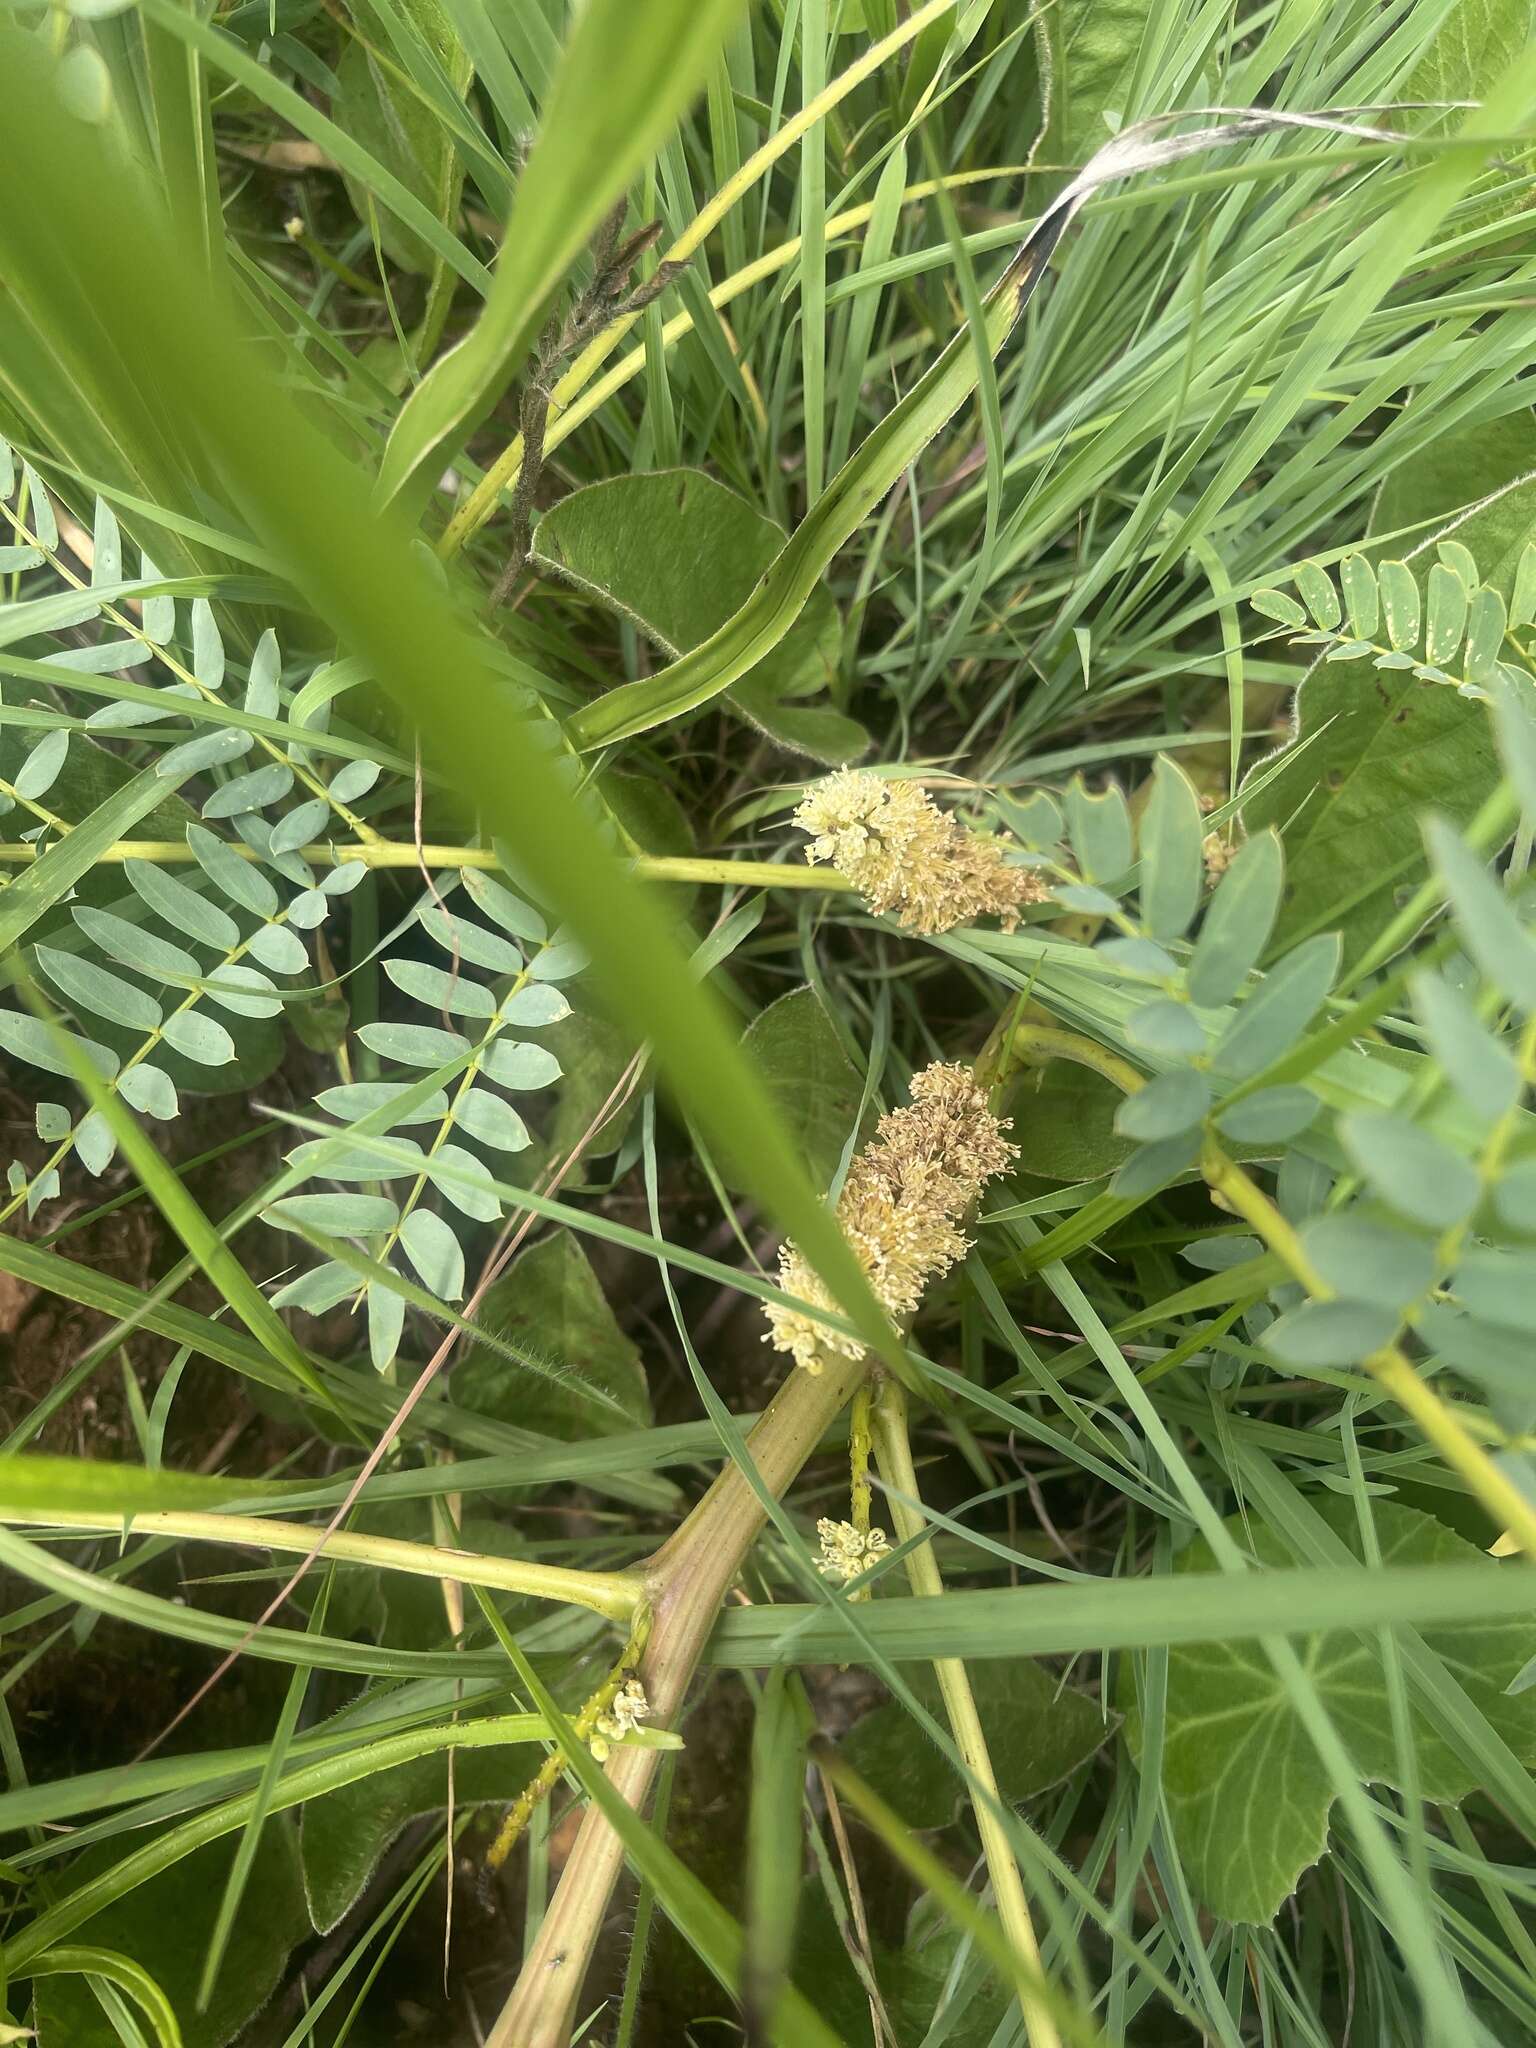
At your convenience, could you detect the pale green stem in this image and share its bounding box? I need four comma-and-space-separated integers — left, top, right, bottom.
0, 1504, 641, 1623
869, 1375, 1062, 2048
1202, 1141, 1536, 1560
0, 839, 852, 892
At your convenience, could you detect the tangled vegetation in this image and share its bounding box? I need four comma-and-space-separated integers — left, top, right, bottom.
3, 0, 1536, 2043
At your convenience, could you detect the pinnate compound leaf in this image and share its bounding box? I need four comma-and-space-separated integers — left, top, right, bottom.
532, 470, 868, 764
1124, 1501, 1536, 1924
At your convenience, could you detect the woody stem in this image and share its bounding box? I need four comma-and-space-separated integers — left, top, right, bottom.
484, 1348, 870, 2048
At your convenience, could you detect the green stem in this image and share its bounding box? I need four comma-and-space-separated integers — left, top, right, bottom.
0, 839, 851, 892
980, 1018, 1145, 1098
868, 1376, 1061, 2048
0, 1504, 641, 1623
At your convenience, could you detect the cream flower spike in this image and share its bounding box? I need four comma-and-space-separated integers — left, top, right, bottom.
764, 1062, 1016, 1374
793, 768, 1048, 934
816, 1517, 890, 1585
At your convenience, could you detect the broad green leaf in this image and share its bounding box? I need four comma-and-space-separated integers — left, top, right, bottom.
740, 986, 864, 1191
1034, 0, 1151, 166
1011, 1062, 1133, 1182
532, 469, 868, 764
841, 1661, 1108, 1830
1123, 1501, 1536, 1923
33, 1820, 307, 2048
1240, 662, 1499, 969
1379, 401, 1536, 616
376, 0, 748, 507
453, 1231, 650, 1437
301, 1718, 533, 1934
333, 0, 466, 276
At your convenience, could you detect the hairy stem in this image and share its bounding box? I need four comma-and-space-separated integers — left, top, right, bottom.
868, 1376, 1061, 2048
486, 1348, 869, 2048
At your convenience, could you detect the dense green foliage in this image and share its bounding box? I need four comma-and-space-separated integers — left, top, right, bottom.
4, 0, 1536, 2043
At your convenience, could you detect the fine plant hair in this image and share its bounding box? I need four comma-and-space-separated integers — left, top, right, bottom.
2, 5, 1536, 2048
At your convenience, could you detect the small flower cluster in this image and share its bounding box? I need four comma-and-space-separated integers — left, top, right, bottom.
591, 1677, 649, 1763
764, 1062, 1016, 1374
816, 1517, 890, 1585
794, 769, 1048, 935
